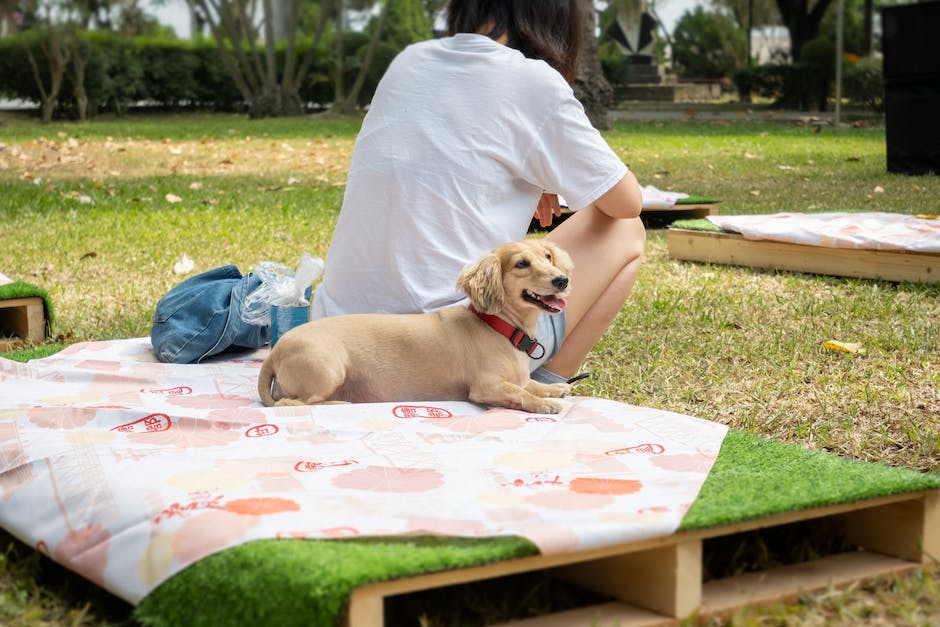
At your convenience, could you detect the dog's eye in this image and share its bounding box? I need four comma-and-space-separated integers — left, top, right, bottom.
515, 259, 530, 269
545, 253, 553, 262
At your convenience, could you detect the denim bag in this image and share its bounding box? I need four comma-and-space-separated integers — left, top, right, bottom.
150, 265, 270, 364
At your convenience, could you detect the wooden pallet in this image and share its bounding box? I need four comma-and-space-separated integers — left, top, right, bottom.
345, 489, 938, 626
642, 203, 719, 229
0, 296, 45, 351
667, 228, 939, 283
529, 203, 720, 233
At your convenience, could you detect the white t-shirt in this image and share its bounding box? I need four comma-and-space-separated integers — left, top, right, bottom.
312, 34, 628, 318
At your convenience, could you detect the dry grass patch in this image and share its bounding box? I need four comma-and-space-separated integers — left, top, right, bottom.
1, 133, 353, 185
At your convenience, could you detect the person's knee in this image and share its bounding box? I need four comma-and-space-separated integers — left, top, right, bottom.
612, 216, 646, 262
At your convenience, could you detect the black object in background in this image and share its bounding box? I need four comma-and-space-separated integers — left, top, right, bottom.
882, 1, 940, 175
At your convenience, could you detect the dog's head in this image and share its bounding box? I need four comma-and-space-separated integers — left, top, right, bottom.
456, 239, 574, 316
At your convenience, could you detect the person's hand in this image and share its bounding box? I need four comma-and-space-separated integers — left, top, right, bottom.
535, 192, 562, 228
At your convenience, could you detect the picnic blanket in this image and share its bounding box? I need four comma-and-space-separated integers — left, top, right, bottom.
640, 185, 690, 210
708, 212, 940, 253
0, 338, 727, 605
556, 186, 693, 211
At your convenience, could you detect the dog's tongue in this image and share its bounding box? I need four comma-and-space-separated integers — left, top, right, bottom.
540, 294, 567, 311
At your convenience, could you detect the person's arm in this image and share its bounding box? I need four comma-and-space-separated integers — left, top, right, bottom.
594, 170, 643, 220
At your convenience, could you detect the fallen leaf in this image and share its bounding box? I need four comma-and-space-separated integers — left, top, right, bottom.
873, 186, 884, 193
165, 193, 182, 204
749, 190, 761, 197
189, 182, 204, 190
823, 340, 865, 354
79, 251, 97, 260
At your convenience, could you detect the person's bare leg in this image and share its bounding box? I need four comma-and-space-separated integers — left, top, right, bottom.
542, 205, 646, 378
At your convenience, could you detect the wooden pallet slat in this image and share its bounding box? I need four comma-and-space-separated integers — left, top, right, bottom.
699, 551, 918, 616
667, 228, 939, 283
344, 489, 939, 626
549, 540, 702, 618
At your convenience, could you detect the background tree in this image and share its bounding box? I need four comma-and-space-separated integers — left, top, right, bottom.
192, 0, 333, 117
672, 6, 746, 79
712, 0, 779, 63
24, 24, 72, 122
574, 0, 612, 130
328, 0, 395, 114
775, 0, 835, 61
381, 0, 431, 48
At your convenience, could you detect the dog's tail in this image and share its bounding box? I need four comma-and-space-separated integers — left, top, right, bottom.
257, 357, 278, 407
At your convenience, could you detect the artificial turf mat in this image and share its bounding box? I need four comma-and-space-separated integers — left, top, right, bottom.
132, 429, 940, 627
669, 217, 727, 232
675, 195, 719, 205
680, 430, 940, 529
0, 342, 66, 361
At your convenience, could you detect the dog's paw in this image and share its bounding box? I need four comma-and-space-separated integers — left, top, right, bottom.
529, 398, 563, 414
543, 382, 571, 398
274, 398, 307, 407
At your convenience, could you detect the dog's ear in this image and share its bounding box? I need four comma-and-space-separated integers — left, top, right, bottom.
456, 253, 505, 314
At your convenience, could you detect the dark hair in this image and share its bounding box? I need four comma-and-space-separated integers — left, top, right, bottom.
446, 0, 584, 83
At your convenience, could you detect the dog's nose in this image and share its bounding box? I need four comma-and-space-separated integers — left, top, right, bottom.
552, 275, 569, 290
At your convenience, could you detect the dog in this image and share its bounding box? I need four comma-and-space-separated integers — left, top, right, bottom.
257, 238, 574, 413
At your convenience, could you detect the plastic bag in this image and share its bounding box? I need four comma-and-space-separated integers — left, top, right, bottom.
240, 252, 324, 326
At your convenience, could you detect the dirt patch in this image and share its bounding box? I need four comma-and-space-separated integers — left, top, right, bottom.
0, 134, 354, 184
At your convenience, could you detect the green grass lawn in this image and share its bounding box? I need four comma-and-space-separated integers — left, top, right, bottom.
0, 110, 938, 625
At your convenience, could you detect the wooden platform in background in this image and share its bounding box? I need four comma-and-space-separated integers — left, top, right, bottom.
0, 296, 45, 351
529, 203, 720, 233
641, 202, 719, 229
667, 228, 939, 283
345, 489, 939, 626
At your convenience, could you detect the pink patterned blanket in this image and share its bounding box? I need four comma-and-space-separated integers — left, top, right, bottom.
0, 338, 727, 604
708, 212, 940, 252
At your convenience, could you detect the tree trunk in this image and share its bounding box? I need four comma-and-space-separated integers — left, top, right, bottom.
24, 27, 71, 123
70, 34, 88, 121
330, 0, 391, 115
333, 0, 346, 106
248, 86, 303, 118
776, 0, 835, 61
573, 0, 612, 130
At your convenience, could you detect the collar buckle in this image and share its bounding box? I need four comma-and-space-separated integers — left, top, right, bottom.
469, 305, 546, 360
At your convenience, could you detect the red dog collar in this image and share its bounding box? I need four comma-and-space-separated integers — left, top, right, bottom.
468, 304, 546, 360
